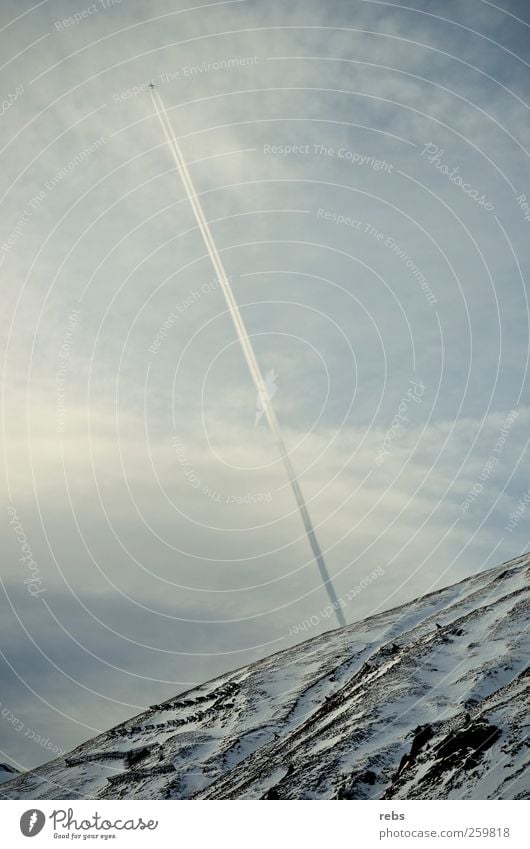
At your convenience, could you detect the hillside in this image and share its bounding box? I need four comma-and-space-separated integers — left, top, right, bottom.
2, 553, 529, 800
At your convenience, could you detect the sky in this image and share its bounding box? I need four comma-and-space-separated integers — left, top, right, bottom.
1, 0, 529, 770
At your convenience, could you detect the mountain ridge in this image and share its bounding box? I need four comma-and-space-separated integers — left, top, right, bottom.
2, 553, 529, 800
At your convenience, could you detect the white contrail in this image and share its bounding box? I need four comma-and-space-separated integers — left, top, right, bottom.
149, 86, 346, 629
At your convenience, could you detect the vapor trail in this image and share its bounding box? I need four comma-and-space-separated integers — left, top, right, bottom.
150, 86, 346, 629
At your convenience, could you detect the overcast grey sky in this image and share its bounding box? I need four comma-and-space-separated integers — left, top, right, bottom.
1, 0, 529, 771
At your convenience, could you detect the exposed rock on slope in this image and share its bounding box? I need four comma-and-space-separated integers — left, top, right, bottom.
0, 764, 20, 785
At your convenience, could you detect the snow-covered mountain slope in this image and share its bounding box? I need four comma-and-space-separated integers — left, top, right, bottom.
2, 553, 529, 800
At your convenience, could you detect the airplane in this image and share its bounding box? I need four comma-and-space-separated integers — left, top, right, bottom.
148, 81, 156, 89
